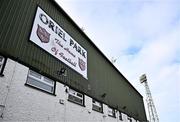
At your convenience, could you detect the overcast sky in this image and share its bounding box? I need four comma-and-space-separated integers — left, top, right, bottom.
55, 0, 180, 121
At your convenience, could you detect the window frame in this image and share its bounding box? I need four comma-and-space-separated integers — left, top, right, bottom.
108, 106, 116, 118
68, 88, 85, 106
0, 55, 7, 76
92, 99, 103, 113
119, 111, 123, 120
25, 70, 56, 95
127, 116, 132, 122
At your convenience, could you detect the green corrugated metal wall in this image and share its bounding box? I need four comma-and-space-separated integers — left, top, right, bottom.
0, 0, 147, 121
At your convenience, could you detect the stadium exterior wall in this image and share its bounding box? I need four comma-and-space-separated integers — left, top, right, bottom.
0, 0, 147, 121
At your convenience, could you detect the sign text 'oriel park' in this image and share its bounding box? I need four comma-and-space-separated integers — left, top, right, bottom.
30, 7, 87, 79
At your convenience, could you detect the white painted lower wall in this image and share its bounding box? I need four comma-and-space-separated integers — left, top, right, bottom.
0, 58, 139, 122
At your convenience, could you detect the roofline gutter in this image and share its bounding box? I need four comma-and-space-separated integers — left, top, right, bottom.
51, 0, 143, 98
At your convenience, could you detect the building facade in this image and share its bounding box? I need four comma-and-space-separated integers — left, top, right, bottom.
0, 0, 147, 121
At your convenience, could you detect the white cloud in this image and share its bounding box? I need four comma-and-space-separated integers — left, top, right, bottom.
116, 15, 180, 122
56, 0, 180, 121
133, 1, 180, 37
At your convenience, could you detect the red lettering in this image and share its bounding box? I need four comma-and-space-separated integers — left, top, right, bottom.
51, 47, 58, 55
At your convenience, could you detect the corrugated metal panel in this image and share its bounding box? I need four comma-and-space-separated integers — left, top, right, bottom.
0, 0, 147, 121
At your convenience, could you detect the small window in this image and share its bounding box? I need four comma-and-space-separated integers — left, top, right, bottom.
92, 99, 103, 113
26, 70, 55, 94
0, 55, 6, 75
29, 70, 41, 79
108, 106, 116, 118
119, 111, 123, 120
68, 88, 84, 106
127, 116, 132, 122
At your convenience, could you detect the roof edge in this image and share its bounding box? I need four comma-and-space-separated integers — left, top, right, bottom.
51, 0, 143, 98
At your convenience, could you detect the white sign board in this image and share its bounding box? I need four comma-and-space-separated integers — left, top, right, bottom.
30, 7, 87, 79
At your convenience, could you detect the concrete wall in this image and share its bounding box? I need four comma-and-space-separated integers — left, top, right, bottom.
0, 58, 139, 122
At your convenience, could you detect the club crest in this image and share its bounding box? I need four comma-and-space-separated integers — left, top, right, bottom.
36, 24, 50, 43
78, 58, 86, 71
